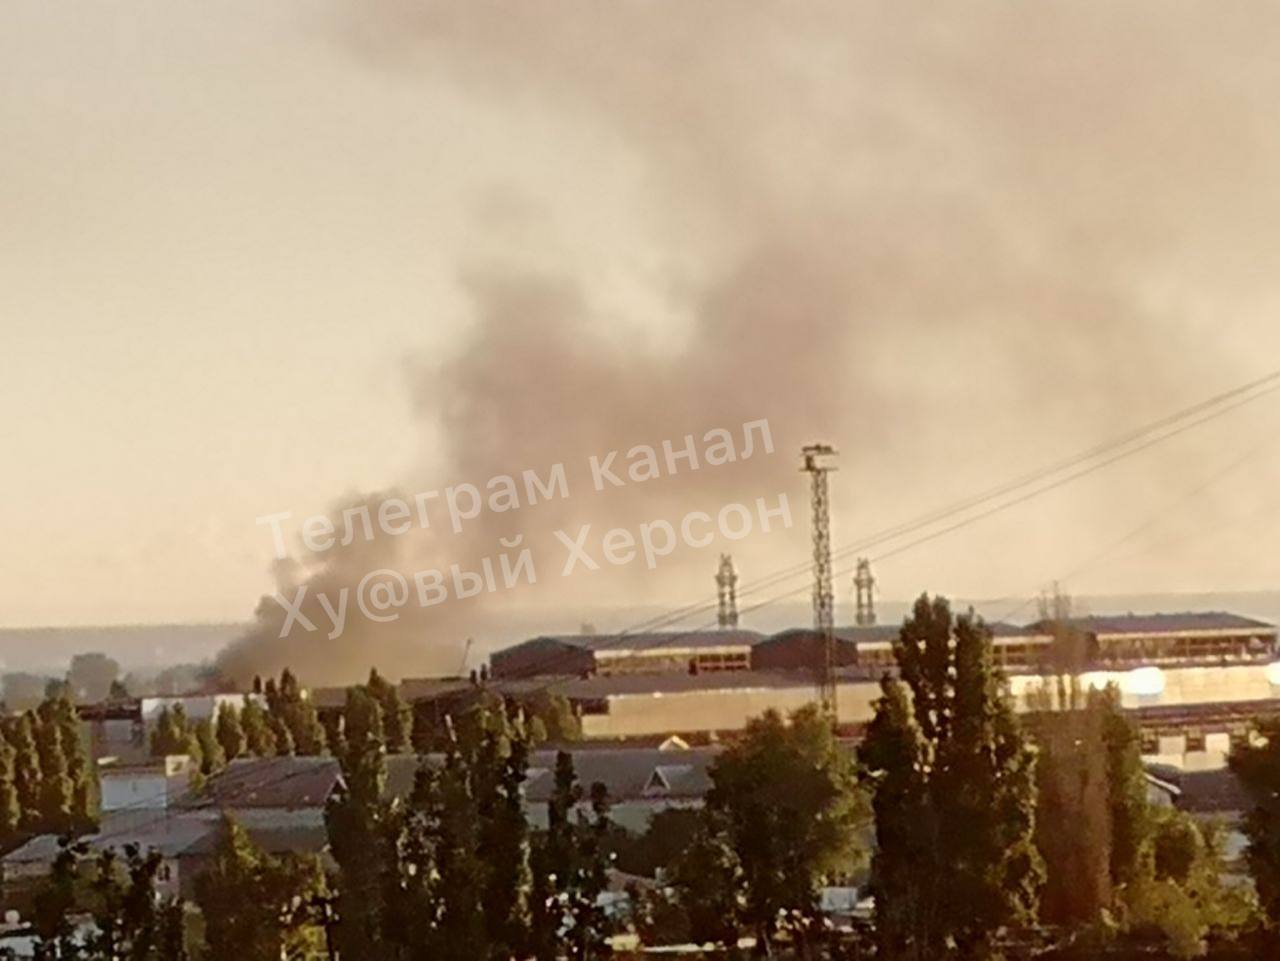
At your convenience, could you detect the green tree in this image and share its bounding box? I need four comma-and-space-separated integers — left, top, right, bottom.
366, 668, 412, 753
268, 711, 296, 757
859, 675, 937, 960
33, 704, 73, 833
42, 693, 94, 829
0, 735, 20, 844
567, 780, 614, 961
87, 844, 174, 959
194, 814, 327, 961
1033, 682, 1113, 926
7, 713, 43, 830
194, 718, 226, 778
860, 594, 1043, 960
528, 750, 615, 961
264, 669, 327, 756
530, 751, 581, 961
393, 709, 534, 961
149, 703, 199, 759
615, 807, 703, 879
240, 698, 278, 757
31, 839, 82, 957
1096, 684, 1151, 891
668, 811, 741, 949
215, 702, 246, 761
1231, 716, 1280, 927
1122, 810, 1255, 958
701, 705, 866, 955
519, 691, 582, 744
326, 686, 390, 960
67, 652, 121, 704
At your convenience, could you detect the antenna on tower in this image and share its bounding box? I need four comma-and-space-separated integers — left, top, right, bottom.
854, 558, 876, 626
716, 554, 739, 629
801, 443, 838, 719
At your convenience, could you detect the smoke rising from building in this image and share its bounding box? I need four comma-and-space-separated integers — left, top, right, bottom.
217, 1, 1280, 686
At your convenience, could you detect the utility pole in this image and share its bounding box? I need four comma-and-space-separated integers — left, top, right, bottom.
716, 554, 739, 629
801, 444, 838, 718
854, 558, 876, 626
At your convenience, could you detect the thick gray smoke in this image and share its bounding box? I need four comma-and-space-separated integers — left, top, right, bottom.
217, 1, 1280, 686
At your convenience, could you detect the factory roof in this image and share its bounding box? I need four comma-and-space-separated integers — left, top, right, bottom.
762, 621, 1043, 647
1026, 612, 1275, 637
508, 630, 765, 655
533, 667, 889, 700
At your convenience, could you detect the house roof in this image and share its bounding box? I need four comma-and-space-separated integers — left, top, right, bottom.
2, 809, 330, 866
2, 811, 211, 864
383, 746, 719, 805
1144, 764, 1252, 815
182, 757, 342, 811
183, 810, 329, 857
1026, 612, 1275, 637
399, 677, 479, 703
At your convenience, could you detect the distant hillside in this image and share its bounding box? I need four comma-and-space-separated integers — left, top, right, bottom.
0, 622, 244, 675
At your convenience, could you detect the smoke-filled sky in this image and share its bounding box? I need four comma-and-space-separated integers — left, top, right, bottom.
7, 1, 1280, 681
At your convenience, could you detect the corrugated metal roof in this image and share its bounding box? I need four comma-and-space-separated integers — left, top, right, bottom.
1144, 764, 1251, 815
1027, 612, 1275, 636
183, 757, 342, 810
384, 747, 719, 804
513, 630, 765, 655
2, 811, 210, 864
3, 809, 331, 866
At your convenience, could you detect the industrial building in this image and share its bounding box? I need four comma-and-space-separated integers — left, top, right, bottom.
754, 623, 1054, 673
1022, 612, 1277, 666
465, 609, 1280, 744
489, 630, 764, 679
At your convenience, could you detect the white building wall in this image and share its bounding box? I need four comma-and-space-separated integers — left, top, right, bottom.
98, 757, 194, 811
578, 663, 1280, 739
139, 693, 260, 723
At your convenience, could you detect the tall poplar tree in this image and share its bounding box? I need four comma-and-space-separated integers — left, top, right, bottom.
326, 685, 390, 960
215, 702, 246, 761
860, 594, 1043, 960
8, 713, 43, 830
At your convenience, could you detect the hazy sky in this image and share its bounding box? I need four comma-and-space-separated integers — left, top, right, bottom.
7, 1, 1280, 645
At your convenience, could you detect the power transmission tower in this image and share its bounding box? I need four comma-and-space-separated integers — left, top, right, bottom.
716, 554, 739, 629
801, 444, 838, 718
854, 558, 876, 626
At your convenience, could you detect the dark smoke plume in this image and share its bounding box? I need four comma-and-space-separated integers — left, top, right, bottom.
217, 1, 1280, 686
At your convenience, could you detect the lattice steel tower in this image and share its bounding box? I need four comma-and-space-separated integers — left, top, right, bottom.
854, 558, 876, 626
801, 444, 838, 717
716, 554, 740, 629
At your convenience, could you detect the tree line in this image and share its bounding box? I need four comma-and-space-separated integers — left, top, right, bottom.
147, 667, 579, 785
0, 690, 95, 851
16, 592, 1280, 959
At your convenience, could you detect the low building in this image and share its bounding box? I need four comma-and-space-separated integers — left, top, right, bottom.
2, 812, 208, 899
98, 755, 195, 812
139, 693, 260, 724
2, 756, 339, 898
1144, 762, 1253, 878
525, 668, 883, 740
77, 700, 146, 764
386, 743, 717, 832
